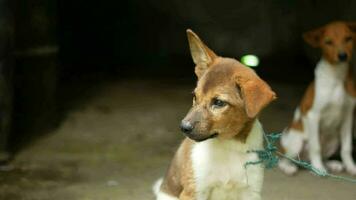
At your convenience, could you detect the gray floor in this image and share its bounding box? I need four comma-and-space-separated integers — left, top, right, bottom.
1, 80, 356, 200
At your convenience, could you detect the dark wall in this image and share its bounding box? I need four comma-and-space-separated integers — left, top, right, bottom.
0, 0, 59, 155
58, 0, 356, 81
0, 0, 13, 159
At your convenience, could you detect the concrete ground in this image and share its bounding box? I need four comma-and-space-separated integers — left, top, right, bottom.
1, 79, 356, 200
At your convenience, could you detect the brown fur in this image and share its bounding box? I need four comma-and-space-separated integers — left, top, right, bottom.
160, 139, 196, 198
345, 68, 356, 97
201, 60, 236, 94
300, 81, 315, 115
234, 120, 254, 142
158, 29, 276, 199
289, 118, 304, 132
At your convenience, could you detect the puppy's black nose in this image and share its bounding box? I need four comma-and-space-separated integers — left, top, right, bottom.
180, 121, 193, 134
338, 52, 348, 61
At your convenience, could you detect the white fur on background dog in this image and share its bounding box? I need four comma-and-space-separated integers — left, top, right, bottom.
191, 120, 264, 200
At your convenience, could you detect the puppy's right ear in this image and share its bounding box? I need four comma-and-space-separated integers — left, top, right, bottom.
236, 74, 276, 118
303, 26, 325, 48
187, 29, 217, 78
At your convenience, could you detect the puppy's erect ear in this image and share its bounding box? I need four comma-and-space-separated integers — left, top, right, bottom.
303, 26, 325, 48
236, 74, 276, 118
186, 29, 217, 78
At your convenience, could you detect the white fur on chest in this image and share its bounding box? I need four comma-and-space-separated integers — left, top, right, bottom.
320, 84, 346, 128
191, 121, 264, 200
313, 59, 349, 129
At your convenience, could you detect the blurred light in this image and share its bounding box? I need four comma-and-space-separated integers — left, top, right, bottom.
241, 54, 259, 67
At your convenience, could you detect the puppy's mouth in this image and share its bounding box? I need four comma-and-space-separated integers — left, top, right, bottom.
186, 132, 218, 142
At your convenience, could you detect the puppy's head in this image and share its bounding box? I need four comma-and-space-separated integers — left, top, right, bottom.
303, 21, 356, 64
180, 30, 276, 142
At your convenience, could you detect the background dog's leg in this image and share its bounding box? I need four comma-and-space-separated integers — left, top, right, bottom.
340, 101, 356, 175
325, 160, 344, 173
279, 158, 298, 175
304, 112, 326, 172
279, 129, 304, 175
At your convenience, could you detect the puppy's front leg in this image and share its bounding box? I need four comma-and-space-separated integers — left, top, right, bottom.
340, 104, 356, 175
304, 112, 326, 172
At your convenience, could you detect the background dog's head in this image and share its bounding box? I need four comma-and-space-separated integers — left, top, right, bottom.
303, 21, 356, 64
180, 30, 276, 142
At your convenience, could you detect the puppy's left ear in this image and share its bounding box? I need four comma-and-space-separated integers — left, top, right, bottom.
187, 29, 217, 78
237, 75, 276, 118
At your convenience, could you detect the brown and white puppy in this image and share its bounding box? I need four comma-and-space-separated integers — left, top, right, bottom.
153, 30, 276, 200
279, 21, 356, 175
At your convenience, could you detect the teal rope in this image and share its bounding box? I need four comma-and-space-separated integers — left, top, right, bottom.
245, 132, 356, 184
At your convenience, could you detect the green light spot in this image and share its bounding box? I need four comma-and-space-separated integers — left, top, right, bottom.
241, 54, 259, 67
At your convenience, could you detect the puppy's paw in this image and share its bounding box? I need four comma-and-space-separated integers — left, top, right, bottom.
345, 165, 356, 176
278, 159, 298, 175
326, 160, 344, 173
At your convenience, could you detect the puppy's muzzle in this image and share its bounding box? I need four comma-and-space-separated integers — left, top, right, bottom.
180, 120, 218, 142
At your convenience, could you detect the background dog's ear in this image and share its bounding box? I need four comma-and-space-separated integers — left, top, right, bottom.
186, 29, 217, 78
303, 26, 325, 48
237, 75, 276, 118
347, 22, 356, 33
347, 22, 356, 45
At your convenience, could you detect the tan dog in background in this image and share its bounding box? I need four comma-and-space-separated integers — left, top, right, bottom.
153, 30, 276, 200
279, 21, 356, 175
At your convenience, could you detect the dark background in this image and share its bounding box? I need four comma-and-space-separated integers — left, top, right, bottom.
1, 0, 356, 156
59, 0, 356, 81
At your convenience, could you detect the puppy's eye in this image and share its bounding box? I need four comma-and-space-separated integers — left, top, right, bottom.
212, 98, 227, 108
325, 40, 333, 45
345, 36, 353, 43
